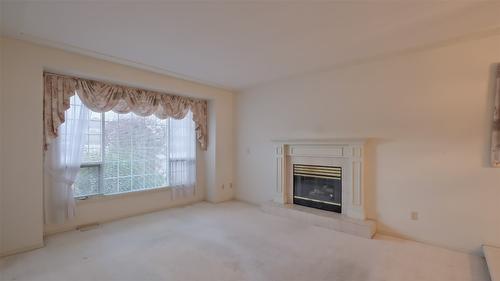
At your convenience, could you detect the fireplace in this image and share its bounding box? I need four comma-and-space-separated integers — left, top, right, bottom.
272, 139, 367, 220
267, 139, 375, 238
293, 164, 342, 213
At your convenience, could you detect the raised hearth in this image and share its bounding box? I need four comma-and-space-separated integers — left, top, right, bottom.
262, 201, 376, 238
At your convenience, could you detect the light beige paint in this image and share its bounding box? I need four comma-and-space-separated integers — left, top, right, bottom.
0, 16, 4, 255
235, 33, 500, 255
3, 2, 500, 90
0, 37, 234, 256
483, 245, 500, 281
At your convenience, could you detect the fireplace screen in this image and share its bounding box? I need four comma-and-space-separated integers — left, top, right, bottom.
293, 164, 342, 213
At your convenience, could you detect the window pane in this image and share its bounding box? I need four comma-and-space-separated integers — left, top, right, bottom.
168, 111, 196, 187
74, 166, 100, 197
118, 177, 132, 192
103, 161, 118, 178
78, 97, 102, 163
104, 142, 119, 161
132, 161, 145, 175
144, 175, 157, 189
119, 161, 131, 177
132, 176, 145, 190
73, 100, 196, 197
103, 178, 118, 194
103, 111, 169, 193
69, 95, 102, 197
89, 120, 101, 134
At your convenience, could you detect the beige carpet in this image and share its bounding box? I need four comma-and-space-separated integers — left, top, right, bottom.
0, 201, 490, 281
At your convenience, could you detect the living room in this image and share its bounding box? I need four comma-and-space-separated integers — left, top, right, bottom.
1, 2, 500, 280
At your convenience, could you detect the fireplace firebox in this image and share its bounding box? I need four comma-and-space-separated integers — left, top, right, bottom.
293, 164, 342, 213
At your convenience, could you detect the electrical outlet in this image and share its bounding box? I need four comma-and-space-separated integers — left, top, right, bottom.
221, 184, 225, 190
229, 183, 233, 189
411, 211, 418, 220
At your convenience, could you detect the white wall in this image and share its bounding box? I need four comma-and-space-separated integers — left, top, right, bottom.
235, 33, 500, 254
0, 38, 234, 256
0, 30, 4, 256
0, 2, 5, 257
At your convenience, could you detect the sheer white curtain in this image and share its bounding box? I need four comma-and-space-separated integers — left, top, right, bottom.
169, 110, 196, 198
44, 96, 90, 224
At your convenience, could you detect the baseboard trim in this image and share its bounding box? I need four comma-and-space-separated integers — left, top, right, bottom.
44, 197, 204, 236
0, 242, 45, 258
376, 229, 478, 256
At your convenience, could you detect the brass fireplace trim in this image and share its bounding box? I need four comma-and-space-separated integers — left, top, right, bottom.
293, 195, 342, 206
293, 164, 342, 179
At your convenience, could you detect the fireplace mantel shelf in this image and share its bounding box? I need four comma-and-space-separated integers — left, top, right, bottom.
271, 138, 369, 145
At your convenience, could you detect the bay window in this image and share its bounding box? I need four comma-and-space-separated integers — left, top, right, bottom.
69, 95, 196, 198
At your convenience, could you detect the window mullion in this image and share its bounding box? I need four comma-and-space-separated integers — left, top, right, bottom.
166, 118, 170, 187
99, 111, 105, 195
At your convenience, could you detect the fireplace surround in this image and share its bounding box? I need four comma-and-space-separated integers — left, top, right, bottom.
272, 138, 367, 219
264, 138, 376, 238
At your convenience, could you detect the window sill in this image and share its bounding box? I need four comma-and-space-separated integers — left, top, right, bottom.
75, 186, 176, 204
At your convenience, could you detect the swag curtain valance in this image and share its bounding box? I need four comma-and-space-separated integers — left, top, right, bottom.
43, 72, 208, 150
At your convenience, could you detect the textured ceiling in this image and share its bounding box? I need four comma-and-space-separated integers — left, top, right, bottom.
2, 1, 500, 91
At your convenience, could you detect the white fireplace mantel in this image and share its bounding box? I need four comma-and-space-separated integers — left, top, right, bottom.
272, 138, 368, 220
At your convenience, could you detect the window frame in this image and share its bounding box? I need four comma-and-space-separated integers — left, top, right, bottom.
75, 110, 105, 199
75, 110, 196, 200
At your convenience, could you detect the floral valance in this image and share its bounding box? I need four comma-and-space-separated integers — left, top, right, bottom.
43, 72, 208, 150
